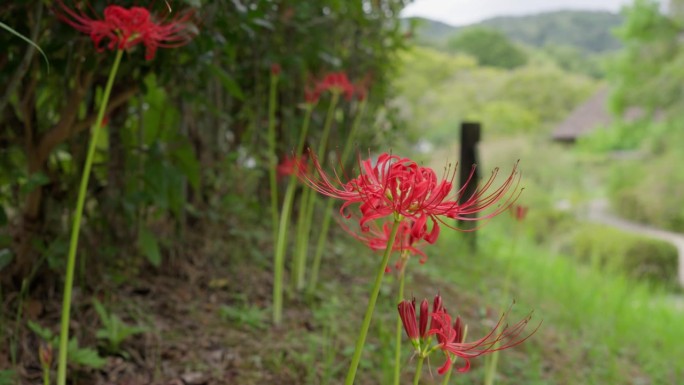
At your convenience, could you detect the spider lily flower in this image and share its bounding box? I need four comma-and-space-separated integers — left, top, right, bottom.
316, 72, 355, 100
299, 152, 520, 245
341, 219, 427, 270
428, 306, 537, 375
54, 1, 197, 60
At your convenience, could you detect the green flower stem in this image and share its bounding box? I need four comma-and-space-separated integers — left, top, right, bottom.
412, 355, 425, 385
292, 92, 339, 291
306, 99, 366, 295
393, 255, 409, 385
272, 106, 313, 325
483, 224, 520, 385
344, 219, 401, 385
267, 71, 280, 257
57, 48, 123, 385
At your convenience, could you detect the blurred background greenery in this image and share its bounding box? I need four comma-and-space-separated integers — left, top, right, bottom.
1, 0, 683, 384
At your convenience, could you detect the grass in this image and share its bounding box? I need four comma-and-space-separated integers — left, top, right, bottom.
415, 220, 684, 384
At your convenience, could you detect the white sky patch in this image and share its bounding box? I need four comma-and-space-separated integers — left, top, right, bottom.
401, 0, 640, 26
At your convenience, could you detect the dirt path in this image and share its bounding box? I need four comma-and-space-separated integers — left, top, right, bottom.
584, 198, 684, 288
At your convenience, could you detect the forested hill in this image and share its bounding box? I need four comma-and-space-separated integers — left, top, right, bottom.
408, 10, 624, 53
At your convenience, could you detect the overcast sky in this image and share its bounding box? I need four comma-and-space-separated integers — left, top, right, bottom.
401, 0, 639, 26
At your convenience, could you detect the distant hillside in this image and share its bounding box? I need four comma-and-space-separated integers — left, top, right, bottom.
407, 10, 624, 54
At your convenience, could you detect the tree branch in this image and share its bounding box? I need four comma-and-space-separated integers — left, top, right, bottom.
36, 86, 139, 165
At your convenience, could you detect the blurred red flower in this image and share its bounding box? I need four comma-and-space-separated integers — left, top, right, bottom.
511, 204, 528, 221
54, 1, 197, 60
277, 154, 307, 180
316, 72, 355, 100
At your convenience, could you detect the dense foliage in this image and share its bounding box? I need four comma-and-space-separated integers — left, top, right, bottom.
446, 27, 527, 69
393, 46, 596, 145
410, 10, 624, 54
579, 0, 684, 231
0, 0, 409, 285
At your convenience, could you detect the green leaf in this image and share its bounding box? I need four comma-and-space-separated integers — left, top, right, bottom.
173, 143, 201, 190
209, 64, 245, 100
27, 320, 53, 340
20, 172, 49, 194
0, 21, 50, 72
0, 370, 16, 385
92, 299, 111, 329
0, 249, 13, 272
67, 338, 106, 369
138, 226, 162, 267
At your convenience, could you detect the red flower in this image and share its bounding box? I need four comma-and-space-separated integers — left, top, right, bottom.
277, 154, 307, 180
428, 306, 537, 375
511, 204, 528, 221
300, 152, 520, 244
55, 1, 196, 60
316, 72, 355, 100
271, 63, 282, 76
343, 219, 427, 269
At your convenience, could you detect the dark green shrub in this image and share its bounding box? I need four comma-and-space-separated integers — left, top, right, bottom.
571, 224, 678, 286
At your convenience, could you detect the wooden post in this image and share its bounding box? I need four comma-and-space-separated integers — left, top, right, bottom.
459, 122, 481, 249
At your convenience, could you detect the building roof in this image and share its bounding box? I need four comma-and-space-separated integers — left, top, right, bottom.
552, 87, 612, 142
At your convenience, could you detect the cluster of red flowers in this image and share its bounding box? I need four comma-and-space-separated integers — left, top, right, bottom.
55, 1, 197, 60
301, 152, 520, 248
399, 294, 536, 376
304, 72, 369, 105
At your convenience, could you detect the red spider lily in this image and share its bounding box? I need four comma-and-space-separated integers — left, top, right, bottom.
316, 72, 355, 100
277, 154, 307, 180
511, 204, 528, 222
271, 63, 282, 76
428, 306, 537, 375
54, 1, 196, 60
342, 219, 427, 270
299, 152, 520, 245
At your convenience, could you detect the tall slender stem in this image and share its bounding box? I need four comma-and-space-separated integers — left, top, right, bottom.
292, 92, 339, 291
57, 49, 124, 385
267, 71, 280, 255
393, 257, 408, 385
307, 99, 366, 295
272, 106, 313, 324
344, 219, 401, 385
412, 355, 425, 385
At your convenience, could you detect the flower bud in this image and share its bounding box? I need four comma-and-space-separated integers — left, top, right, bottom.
397, 299, 419, 348
419, 299, 429, 339
39, 342, 52, 368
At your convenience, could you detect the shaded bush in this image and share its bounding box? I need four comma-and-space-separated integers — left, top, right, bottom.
571, 224, 678, 286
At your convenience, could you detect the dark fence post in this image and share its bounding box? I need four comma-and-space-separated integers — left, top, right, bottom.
459, 121, 481, 249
